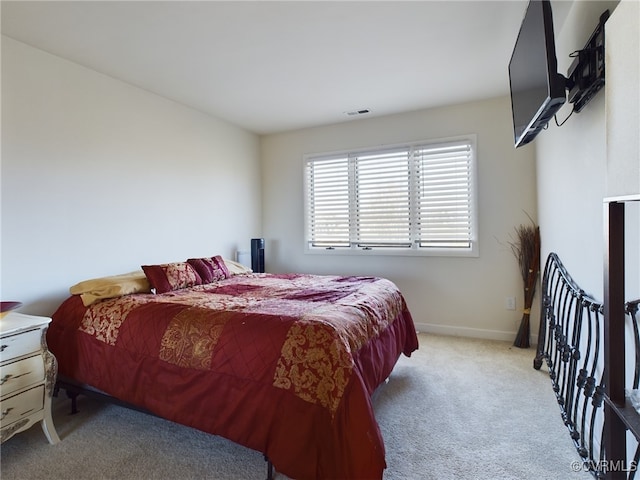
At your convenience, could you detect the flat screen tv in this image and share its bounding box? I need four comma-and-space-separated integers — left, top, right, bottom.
509, 0, 566, 148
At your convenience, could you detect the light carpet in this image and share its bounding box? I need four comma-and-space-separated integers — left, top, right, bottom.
0, 333, 592, 479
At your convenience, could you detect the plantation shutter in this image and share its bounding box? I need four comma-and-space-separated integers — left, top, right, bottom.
355, 148, 411, 247
414, 141, 473, 248
306, 154, 350, 248
305, 137, 475, 253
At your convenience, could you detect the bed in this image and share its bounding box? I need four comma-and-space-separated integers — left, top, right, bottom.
47, 256, 419, 480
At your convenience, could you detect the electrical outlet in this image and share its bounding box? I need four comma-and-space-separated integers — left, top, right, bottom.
505, 297, 516, 310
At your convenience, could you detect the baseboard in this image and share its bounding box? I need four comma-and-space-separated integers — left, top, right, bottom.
414, 322, 539, 345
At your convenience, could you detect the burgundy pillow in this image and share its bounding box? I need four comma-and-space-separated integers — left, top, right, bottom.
141, 262, 202, 294
187, 256, 230, 284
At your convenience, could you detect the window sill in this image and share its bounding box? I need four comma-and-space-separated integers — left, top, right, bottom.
304, 246, 479, 258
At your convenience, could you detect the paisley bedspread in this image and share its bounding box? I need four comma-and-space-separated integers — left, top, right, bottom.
48, 273, 418, 480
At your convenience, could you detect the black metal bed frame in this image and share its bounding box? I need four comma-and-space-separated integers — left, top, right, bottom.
534, 252, 640, 479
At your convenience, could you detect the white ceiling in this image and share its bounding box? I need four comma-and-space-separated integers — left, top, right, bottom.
1, 0, 563, 135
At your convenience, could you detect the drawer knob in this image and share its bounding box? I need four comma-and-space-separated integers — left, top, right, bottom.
0, 345, 7, 352
1, 408, 13, 420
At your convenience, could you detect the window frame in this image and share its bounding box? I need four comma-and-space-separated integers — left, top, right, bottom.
303, 135, 479, 257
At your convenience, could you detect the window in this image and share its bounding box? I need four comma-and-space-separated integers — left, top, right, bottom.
304, 136, 477, 256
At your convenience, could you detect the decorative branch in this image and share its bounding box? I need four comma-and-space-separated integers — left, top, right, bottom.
508, 222, 541, 348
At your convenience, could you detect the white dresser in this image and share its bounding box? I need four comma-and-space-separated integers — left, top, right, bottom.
0, 312, 60, 444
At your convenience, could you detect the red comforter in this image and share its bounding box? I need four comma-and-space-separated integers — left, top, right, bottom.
48, 273, 418, 479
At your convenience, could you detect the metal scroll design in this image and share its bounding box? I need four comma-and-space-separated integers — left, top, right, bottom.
627, 299, 640, 480
534, 253, 640, 479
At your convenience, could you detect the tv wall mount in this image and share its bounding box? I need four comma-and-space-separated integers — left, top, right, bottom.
564, 10, 609, 114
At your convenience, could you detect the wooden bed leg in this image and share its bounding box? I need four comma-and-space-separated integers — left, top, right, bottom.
264, 455, 273, 480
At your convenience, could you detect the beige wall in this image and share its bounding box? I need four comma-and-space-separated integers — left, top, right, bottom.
1, 37, 262, 315
537, 0, 638, 302
606, 0, 640, 199
605, 0, 640, 297
261, 97, 539, 339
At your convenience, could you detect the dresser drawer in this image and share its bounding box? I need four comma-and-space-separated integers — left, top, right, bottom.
0, 355, 45, 398
0, 329, 42, 361
0, 385, 44, 428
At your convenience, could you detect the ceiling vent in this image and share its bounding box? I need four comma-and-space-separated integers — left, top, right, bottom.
345, 109, 371, 117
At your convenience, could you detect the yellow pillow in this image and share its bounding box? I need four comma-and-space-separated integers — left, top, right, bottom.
222, 258, 253, 275
70, 271, 151, 306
